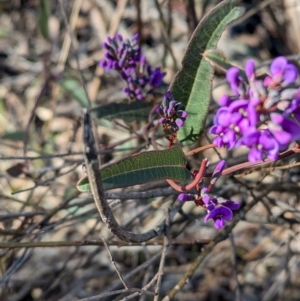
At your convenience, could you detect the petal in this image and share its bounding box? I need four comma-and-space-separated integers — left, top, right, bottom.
222, 200, 240, 210
214, 218, 226, 229
218, 94, 231, 106
248, 146, 263, 162
213, 136, 224, 148
226, 67, 241, 95
239, 129, 259, 146
270, 57, 287, 76
217, 110, 232, 127
178, 193, 195, 201
204, 206, 233, 222
283, 64, 298, 84
175, 118, 184, 128
229, 99, 249, 112
212, 160, 226, 177
178, 110, 188, 118
209, 125, 223, 135
245, 59, 256, 80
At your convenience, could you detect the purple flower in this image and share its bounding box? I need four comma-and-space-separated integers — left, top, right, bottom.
210, 56, 300, 163
269, 113, 300, 146
157, 91, 188, 135
264, 57, 298, 86
202, 193, 240, 229
210, 124, 237, 149
270, 57, 298, 85
210, 99, 258, 150
204, 206, 233, 229
238, 129, 280, 162
100, 33, 165, 101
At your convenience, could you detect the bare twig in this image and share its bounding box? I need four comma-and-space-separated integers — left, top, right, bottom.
57, 0, 83, 72
76, 288, 155, 301
154, 208, 170, 301
58, 0, 91, 108
102, 237, 128, 289
153, 0, 178, 70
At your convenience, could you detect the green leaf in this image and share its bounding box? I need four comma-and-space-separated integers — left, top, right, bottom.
77, 147, 190, 192
203, 49, 247, 80
38, 0, 50, 40
169, 0, 244, 145
2, 131, 25, 141
59, 77, 89, 108
90, 101, 152, 122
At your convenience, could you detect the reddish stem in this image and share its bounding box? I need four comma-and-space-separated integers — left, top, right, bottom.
185, 144, 216, 157
166, 158, 208, 192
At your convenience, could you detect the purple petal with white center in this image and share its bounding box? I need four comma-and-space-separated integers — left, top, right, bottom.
204, 206, 233, 223
222, 129, 237, 149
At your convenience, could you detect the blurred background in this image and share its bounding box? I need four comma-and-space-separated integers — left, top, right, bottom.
1, 0, 300, 300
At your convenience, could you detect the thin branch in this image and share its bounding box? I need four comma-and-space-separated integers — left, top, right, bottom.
154, 208, 170, 301
57, 0, 83, 72
58, 0, 91, 108
0, 147, 142, 161
102, 237, 128, 289
76, 288, 155, 301
121, 273, 159, 301
153, 0, 178, 70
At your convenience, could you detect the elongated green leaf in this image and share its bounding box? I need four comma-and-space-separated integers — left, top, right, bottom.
77, 147, 190, 192
203, 49, 247, 80
90, 101, 152, 122
170, 0, 244, 145
59, 77, 89, 108
39, 0, 50, 40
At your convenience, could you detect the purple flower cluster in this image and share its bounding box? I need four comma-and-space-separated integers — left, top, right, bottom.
100, 33, 165, 101
178, 160, 240, 229
156, 91, 188, 136
210, 57, 300, 162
